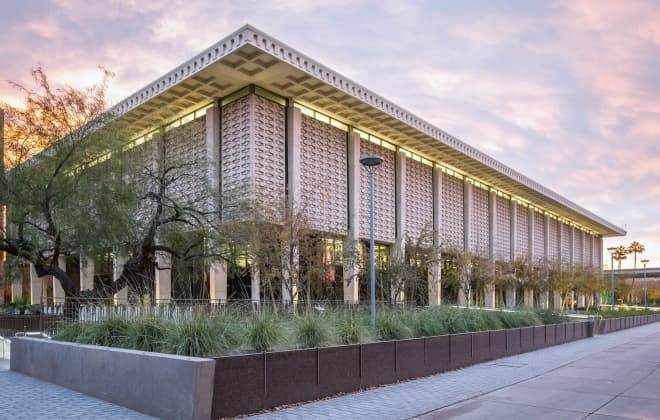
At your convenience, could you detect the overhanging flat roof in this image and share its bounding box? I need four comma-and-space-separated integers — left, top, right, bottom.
109, 24, 625, 237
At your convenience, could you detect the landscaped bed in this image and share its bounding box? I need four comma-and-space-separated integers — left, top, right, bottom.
13, 308, 660, 419
52, 306, 569, 357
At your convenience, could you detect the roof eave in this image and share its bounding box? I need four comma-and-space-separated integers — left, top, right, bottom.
108, 24, 626, 238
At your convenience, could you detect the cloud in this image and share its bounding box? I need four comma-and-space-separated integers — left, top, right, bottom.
2, 0, 660, 266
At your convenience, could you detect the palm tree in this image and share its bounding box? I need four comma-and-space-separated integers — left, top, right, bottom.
613, 245, 629, 270
627, 241, 645, 304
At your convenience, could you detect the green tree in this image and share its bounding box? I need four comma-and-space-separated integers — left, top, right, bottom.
612, 245, 629, 270
0, 67, 219, 305
627, 241, 645, 303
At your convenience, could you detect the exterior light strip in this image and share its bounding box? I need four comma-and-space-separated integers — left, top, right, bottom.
294, 103, 349, 132
79, 103, 214, 172
352, 128, 396, 151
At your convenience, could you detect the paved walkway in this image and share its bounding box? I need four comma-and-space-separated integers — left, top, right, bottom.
0, 358, 154, 419
250, 322, 660, 420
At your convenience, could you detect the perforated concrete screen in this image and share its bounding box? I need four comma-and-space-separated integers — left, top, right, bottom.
533, 211, 545, 262
471, 186, 489, 257
301, 115, 348, 234
515, 203, 528, 259
494, 195, 511, 261
221, 96, 252, 213
441, 173, 464, 250
359, 140, 395, 242
548, 217, 559, 262
405, 158, 433, 245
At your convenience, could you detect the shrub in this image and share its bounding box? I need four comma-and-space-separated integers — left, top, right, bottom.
295, 315, 329, 348
76, 318, 130, 347
52, 322, 85, 342
497, 310, 541, 328
335, 312, 369, 344
376, 312, 412, 340
208, 315, 242, 354
162, 319, 221, 357
535, 309, 567, 325
413, 309, 446, 337
125, 318, 167, 352
248, 314, 282, 352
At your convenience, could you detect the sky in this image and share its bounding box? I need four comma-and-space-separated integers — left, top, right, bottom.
2, 0, 660, 269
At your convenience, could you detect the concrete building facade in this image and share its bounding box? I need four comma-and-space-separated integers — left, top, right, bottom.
2, 25, 625, 307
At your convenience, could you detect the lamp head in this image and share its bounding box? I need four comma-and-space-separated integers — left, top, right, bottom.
607, 246, 617, 254
641, 258, 650, 267
359, 155, 384, 167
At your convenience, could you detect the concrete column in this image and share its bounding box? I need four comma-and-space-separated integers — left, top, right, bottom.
600, 236, 604, 269
428, 166, 443, 306
343, 239, 360, 304
11, 278, 22, 303
392, 150, 406, 304
523, 288, 534, 307
343, 130, 361, 304
544, 214, 550, 263
528, 207, 535, 261
284, 105, 302, 306
463, 180, 472, 253
54, 257, 66, 304
209, 261, 227, 304
510, 200, 517, 261
505, 286, 516, 308
569, 226, 575, 266
488, 190, 496, 261
113, 254, 128, 305
155, 253, 172, 304
557, 221, 563, 266
460, 180, 473, 307
524, 208, 533, 311
508, 201, 517, 309
570, 291, 576, 310
80, 256, 95, 291
29, 264, 42, 305
484, 284, 496, 308
581, 230, 586, 267
553, 291, 562, 310
543, 214, 550, 309
205, 105, 220, 204
251, 264, 260, 308
286, 105, 302, 211
484, 189, 497, 308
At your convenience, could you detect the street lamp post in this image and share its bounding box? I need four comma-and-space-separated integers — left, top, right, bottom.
641, 258, 650, 308
607, 247, 617, 310
360, 155, 384, 331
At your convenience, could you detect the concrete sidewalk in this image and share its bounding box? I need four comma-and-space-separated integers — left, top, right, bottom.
250, 322, 660, 420
0, 357, 154, 419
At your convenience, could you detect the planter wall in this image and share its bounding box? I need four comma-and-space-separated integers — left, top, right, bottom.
597, 314, 660, 334
13, 315, 659, 419
11, 338, 215, 420
211, 321, 594, 418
